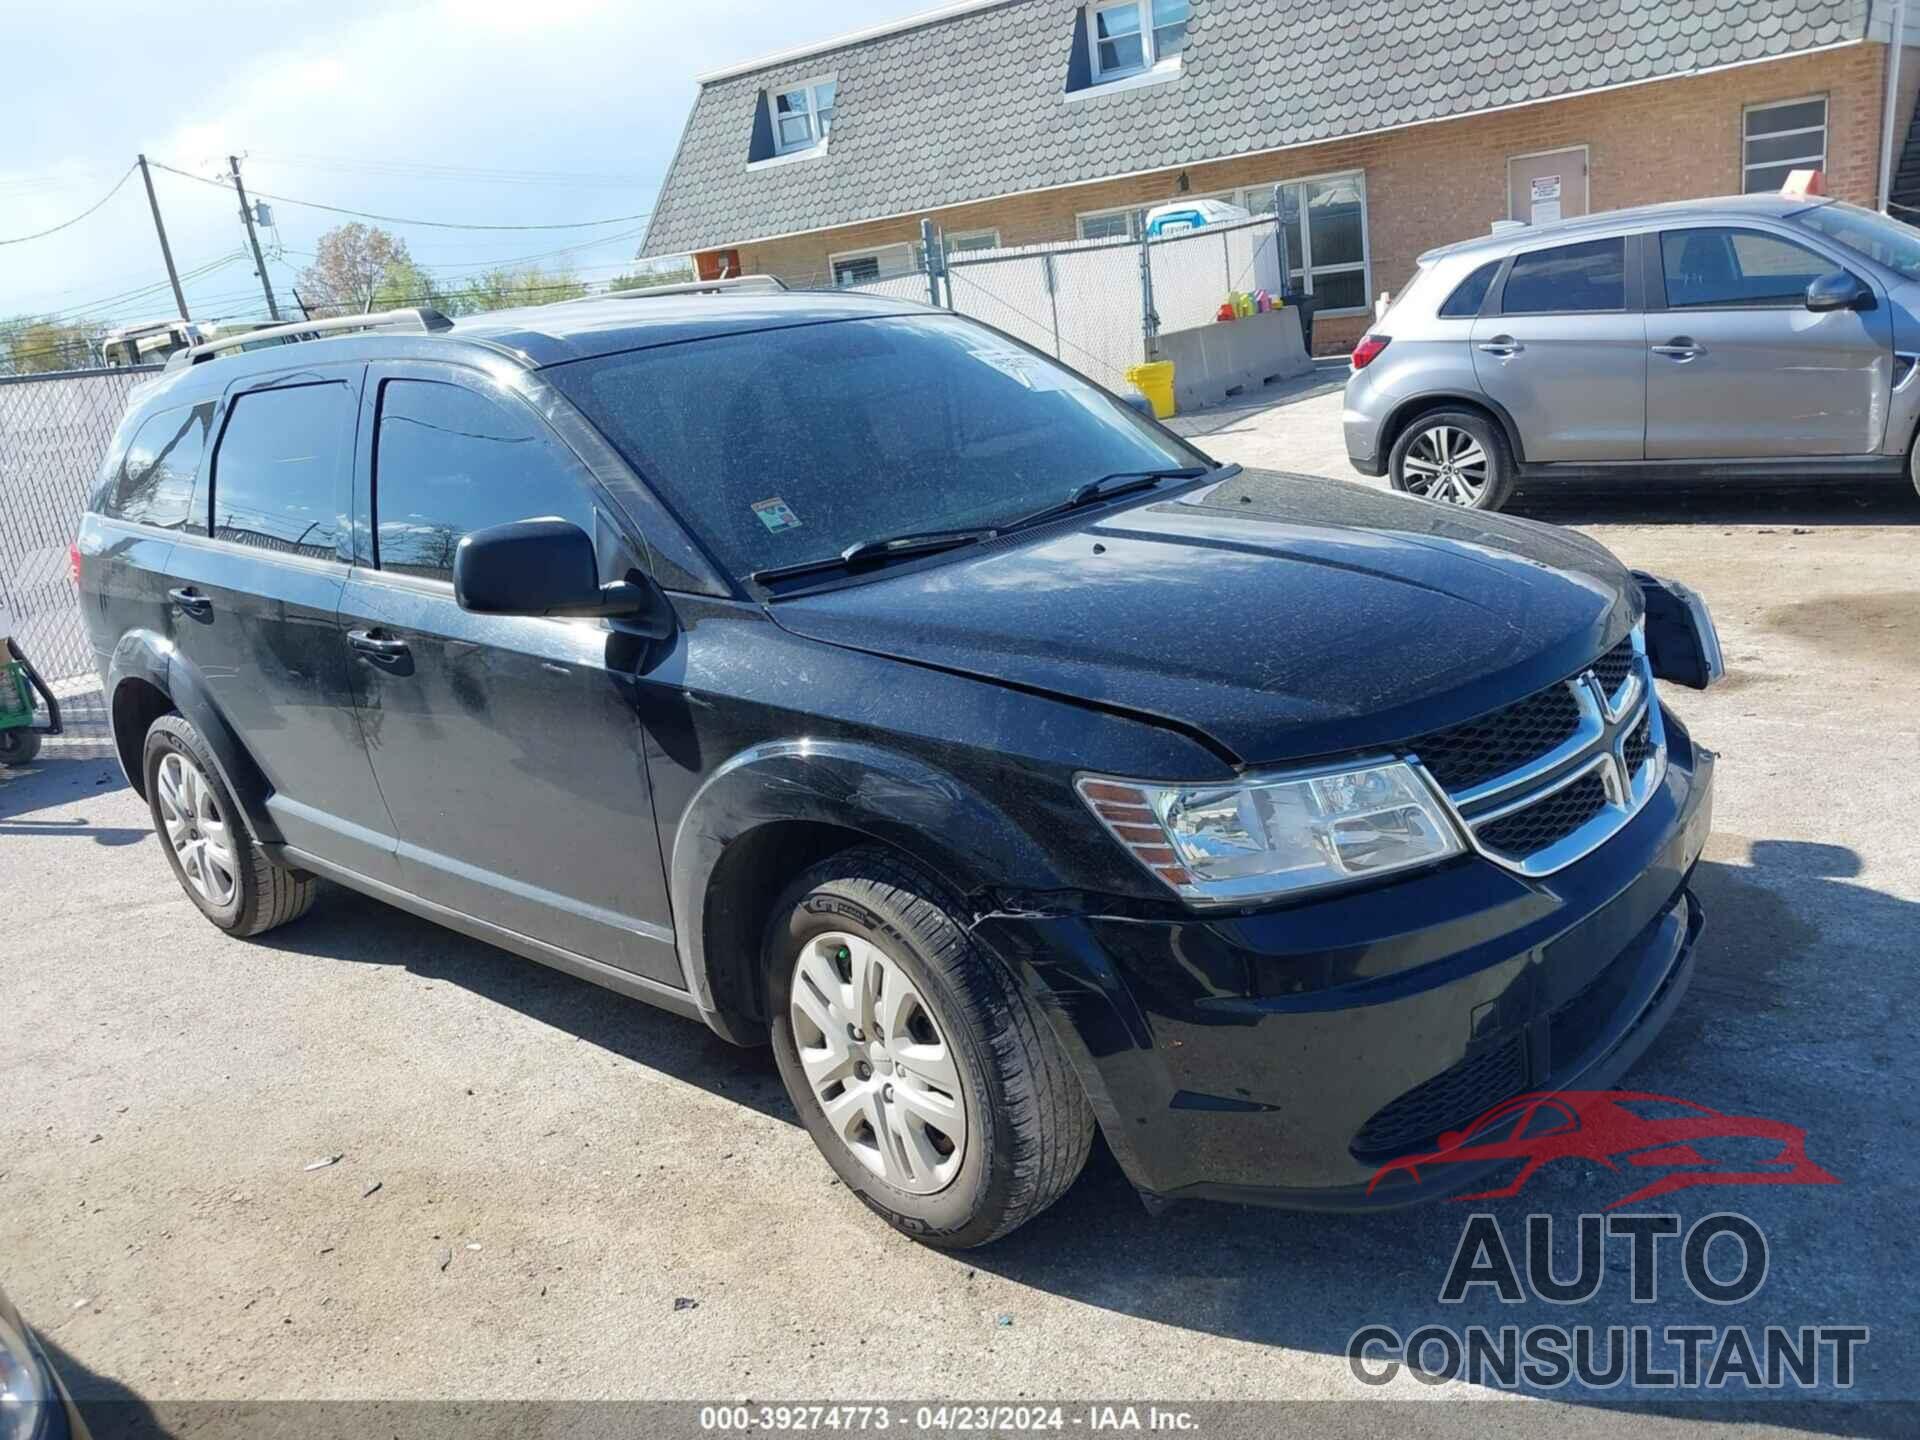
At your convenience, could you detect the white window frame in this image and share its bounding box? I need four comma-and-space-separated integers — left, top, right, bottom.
1076, 204, 1145, 241
771, 74, 837, 157
1088, 0, 1188, 84
942, 227, 1002, 254
1231, 168, 1373, 317
1742, 94, 1827, 194
828, 242, 913, 288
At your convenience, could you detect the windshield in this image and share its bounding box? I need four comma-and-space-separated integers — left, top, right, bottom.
545, 313, 1209, 582
1796, 201, 1920, 280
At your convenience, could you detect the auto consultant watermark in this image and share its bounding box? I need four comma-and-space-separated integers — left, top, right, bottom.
1348, 1089, 1860, 1393
1350, 1211, 1868, 1390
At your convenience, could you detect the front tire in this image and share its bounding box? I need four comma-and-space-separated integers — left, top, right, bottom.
142, 715, 317, 937
0, 728, 42, 766
1389, 408, 1515, 511
768, 849, 1094, 1248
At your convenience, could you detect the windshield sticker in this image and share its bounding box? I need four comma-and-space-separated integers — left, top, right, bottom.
965, 341, 1071, 392
752, 497, 803, 534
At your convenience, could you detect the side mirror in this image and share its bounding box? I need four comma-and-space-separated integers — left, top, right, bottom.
454, 518, 674, 637
1805, 270, 1871, 312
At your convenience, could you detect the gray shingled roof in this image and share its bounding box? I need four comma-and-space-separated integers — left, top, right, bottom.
642, 0, 1868, 256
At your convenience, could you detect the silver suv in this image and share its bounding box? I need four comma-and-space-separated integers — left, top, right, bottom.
1344, 194, 1920, 510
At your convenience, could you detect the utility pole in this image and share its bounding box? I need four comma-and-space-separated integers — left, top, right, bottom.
1881, 0, 1909, 213
229, 155, 282, 321
136, 154, 190, 320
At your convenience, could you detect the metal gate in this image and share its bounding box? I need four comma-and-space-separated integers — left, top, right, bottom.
0, 366, 154, 682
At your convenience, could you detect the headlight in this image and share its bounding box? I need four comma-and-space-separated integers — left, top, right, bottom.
0, 1311, 55, 1440
1078, 759, 1464, 904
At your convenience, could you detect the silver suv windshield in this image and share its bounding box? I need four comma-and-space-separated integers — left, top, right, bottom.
1796, 201, 1920, 280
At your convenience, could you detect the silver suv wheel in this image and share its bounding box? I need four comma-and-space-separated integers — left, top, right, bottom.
1400, 423, 1488, 506
789, 930, 968, 1195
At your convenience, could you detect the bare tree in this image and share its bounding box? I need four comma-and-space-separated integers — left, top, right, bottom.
297, 224, 416, 316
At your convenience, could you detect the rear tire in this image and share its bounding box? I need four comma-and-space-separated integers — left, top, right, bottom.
1389, 408, 1515, 511
767, 848, 1094, 1248
142, 714, 318, 937
0, 728, 42, 766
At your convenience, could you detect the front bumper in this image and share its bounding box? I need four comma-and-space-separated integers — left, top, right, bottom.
974, 713, 1715, 1209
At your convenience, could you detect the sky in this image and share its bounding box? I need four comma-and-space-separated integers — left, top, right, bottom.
0, 0, 924, 329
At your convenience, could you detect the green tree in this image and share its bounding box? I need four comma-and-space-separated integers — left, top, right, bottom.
452, 263, 587, 313
608, 261, 694, 291
372, 254, 467, 316
1, 316, 95, 374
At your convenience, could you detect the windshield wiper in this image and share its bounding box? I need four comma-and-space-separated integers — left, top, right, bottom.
996, 467, 1215, 536
749, 467, 1219, 588
751, 527, 995, 586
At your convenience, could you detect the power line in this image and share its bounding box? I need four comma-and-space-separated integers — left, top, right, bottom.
0, 164, 136, 245
149, 159, 653, 231
250, 151, 657, 188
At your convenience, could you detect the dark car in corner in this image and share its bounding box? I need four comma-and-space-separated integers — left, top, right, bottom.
74, 281, 1722, 1247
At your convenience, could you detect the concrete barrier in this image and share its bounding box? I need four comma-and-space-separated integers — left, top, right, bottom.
1155, 307, 1312, 412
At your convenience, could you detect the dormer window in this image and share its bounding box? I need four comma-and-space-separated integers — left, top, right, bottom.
773, 77, 837, 155
1090, 0, 1189, 82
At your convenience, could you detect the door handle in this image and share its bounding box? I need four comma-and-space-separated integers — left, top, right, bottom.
167, 586, 212, 618
1476, 337, 1524, 357
1651, 340, 1706, 361
347, 628, 411, 661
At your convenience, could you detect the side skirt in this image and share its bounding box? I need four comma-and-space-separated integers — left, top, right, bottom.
1516, 456, 1906, 482
274, 843, 722, 1033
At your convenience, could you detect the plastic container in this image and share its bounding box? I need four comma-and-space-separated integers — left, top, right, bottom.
1125, 361, 1177, 419
0, 661, 32, 724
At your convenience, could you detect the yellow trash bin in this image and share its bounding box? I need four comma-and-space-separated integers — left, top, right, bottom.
1126, 360, 1177, 419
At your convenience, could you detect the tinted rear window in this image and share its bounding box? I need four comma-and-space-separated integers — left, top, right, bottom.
546, 314, 1204, 581
1500, 238, 1625, 313
210, 382, 354, 561
1438, 260, 1501, 318
99, 403, 213, 529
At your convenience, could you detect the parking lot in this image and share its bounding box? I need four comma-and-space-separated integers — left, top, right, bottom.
4, 381, 1917, 1429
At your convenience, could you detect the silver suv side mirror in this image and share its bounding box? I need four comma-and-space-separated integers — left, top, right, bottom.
1805, 270, 1871, 313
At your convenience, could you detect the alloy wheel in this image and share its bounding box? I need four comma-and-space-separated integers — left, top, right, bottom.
156, 751, 238, 908
789, 931, 968, 1194
1402, 424, 1490, 505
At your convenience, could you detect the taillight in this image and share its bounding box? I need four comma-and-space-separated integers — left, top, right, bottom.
1351, 334, 1391, 370
68, 543, 81, 585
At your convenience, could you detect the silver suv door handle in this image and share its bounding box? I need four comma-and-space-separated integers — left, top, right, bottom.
1651, 340, 1706, 361
1477, 337, 1524, 357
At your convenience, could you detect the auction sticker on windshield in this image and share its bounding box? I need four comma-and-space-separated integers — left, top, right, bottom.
752, 497, 803, 533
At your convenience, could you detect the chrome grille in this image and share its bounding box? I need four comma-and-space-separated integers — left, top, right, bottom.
1411, 624, 1665, 877
1410, 684, 1583, 793
1478, 768, 1611, 858
1589, 635, 1636, 701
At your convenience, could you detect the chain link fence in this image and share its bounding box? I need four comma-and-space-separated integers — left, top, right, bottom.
0, 366, 153, 682
825, 210, 1299, 396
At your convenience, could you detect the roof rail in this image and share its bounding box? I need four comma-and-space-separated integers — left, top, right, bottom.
167, 307, 455, 368
588, 274, 789, 301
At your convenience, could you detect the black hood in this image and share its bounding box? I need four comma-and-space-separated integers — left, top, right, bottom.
767, 470, 1639, 766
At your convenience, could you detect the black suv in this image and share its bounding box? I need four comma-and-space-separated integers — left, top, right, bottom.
76, 284, 1722, 1247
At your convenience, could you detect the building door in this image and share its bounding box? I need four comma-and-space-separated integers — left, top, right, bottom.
1509, 148, 1589, 226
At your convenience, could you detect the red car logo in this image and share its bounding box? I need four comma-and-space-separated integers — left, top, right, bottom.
1367, 1090, 1839, 1208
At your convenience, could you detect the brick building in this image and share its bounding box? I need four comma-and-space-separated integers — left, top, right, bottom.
641, 1, 1920, 355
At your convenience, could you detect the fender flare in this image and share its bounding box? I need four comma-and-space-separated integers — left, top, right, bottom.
1383, 390, 1528, 467
107, 630, 281, 845
667, 738, 1064, 1025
